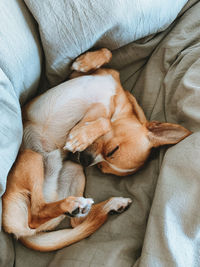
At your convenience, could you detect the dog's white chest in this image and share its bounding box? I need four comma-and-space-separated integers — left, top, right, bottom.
60, 74, 116, 111
29, 74, 116, 120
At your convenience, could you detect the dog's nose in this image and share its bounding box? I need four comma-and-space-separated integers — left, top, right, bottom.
79, 150, 94, 167
67, 150, 94, 167
68, 151, 81, 164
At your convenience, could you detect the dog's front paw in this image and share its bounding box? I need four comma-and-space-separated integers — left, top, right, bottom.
105, 197, 132, 215
62, 197, 94, 218
71, 48, 112, 73
64, 129, 91, 153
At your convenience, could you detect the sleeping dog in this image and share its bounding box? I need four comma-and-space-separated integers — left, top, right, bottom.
2, 48, 191, 251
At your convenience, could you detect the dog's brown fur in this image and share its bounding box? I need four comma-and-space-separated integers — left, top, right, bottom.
2, 48, 191, 251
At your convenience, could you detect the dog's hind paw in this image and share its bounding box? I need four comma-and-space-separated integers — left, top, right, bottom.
62, 197, 94, 218
104, 197, 132, 215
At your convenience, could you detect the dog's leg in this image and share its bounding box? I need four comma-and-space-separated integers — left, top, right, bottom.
42, 150, 63, 202
6, 150, 93, 230
56, 160, 89, 227
71, 48, 112, 74
30, 196, 94, 229
71, 197, 132, 228
58, 161, 86, 200
30, 163, 93, 229
64, 117, 111, 152
64, 103, 111, 152
30, 152, 93, 229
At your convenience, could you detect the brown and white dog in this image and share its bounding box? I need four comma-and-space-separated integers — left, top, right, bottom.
2, 48, 191, 252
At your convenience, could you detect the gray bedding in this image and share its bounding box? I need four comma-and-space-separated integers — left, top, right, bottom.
1, 0, 200, 266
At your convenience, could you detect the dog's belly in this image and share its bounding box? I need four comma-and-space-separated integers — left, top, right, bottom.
25, 74, 116, 151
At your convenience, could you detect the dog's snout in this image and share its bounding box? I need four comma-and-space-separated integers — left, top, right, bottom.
67, 150, 94, 167
68, 151, 81, 164
79, 150, 94, 167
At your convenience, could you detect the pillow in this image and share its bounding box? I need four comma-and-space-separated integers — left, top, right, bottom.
24, 0, 188, 86
0, 0, 42, 214
0, 0, 42, 105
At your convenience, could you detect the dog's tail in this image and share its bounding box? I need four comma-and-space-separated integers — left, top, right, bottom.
20, 212, 105, 252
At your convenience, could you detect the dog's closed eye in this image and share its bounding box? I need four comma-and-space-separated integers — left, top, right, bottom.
106, 146, 119, 157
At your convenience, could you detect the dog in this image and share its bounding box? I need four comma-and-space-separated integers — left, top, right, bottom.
2, 48, 191, 252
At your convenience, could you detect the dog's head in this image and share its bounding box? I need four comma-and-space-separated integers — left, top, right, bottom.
77, 91, 192, 176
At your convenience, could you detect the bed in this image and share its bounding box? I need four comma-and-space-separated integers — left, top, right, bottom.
0, 0, 199, 266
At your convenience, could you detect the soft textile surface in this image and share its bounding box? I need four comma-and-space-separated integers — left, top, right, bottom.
0, 0, 42, 228
24, 0, 187, 86
2, 0, 200, 267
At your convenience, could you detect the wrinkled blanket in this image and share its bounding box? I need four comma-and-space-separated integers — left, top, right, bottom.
1, 0, 200, 266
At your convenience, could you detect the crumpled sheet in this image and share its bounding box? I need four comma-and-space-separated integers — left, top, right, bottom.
1, 0, 200, 266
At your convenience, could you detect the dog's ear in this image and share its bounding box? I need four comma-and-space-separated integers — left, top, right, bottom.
146, 121, 192, 147
125, 91, 147, 124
